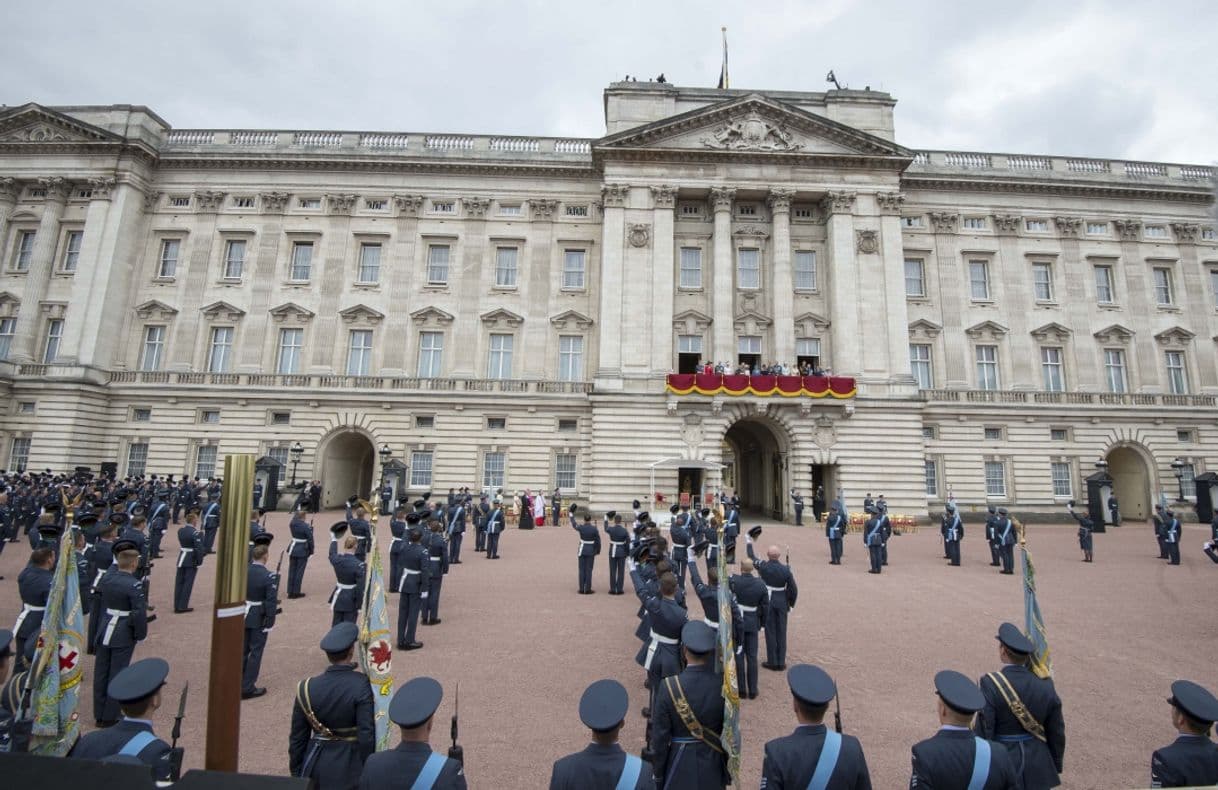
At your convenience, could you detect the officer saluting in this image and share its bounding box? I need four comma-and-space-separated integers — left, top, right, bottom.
976, 623, 1065, 790
71, 657, 178, 780
550, 678, 655, 789
290, 622, 376, 790
287, 507, 314, 599
649, 621, 728, 789
329, 523, 365, 627
358, 676, 466, 789
1150, 680, 1218, 787
745, 528, 797, 672
762, 664, 872, 788
910, 670, 1018, 789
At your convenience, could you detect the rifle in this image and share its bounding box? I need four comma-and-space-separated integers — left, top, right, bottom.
834, 688, 843, 734
167, 682, 188, 781
447, 682, 463, 764
274, 547, 287, 578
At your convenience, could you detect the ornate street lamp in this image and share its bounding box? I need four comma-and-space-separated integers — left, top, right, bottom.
289, 441, 304, 487
1094, 458, 1109, 475
1170, 457, 1186, 501
378, 443, 393, 495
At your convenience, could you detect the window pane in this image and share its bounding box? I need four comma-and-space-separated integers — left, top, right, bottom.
494, 247, 518, 287
975, 345, 998, 390
0, 318, 16, 360
410, 451, 434, 487
277, 328, 302, 374
291, 242, 313, 280
969, 261, 990, 300
1211, 270, 1218, 309
737, 336, 761, 354
62, 231, 83, 272
1165, 351, 1188, 395
558, 335, 584, 381
488, 333, 513, 379
11, 437, 32, 472
482, 451, 505, 488
1180, 464, 1196, 498
677, 335, 702, 354
347, 330, 372, 376
1033, 263, 1053, 301
43, 319, 63, 363
1051, 462, 1072, 496
208, 327, 233, 373
924, 460, 938, 497
358, 243, 381, 283
563, 250, 586, 289
127, 443, 149, 477
141, 325, 165, 371
795, 338, 821, 357
794, 251, 816, 290
984, 461, 1006, 497
418, 331, 443, 378
737, 248, 760, 289
1104, 349, 1126, 393
224, 239, 246, 279
1094, 266, 1114, 303
904, 258, 925, 297
1041, 346, 1063, 392
15, 231, 36, 271
1153, 268, 1172, 305
910, 344, 932, 389
679, 248, 702, 289
268, 446, 289, 483
556, 453, 577, 490
159, 239, 179, 278
428, 245, 450, 284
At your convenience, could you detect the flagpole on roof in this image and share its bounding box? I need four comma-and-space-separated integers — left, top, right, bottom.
717, 26, 729, 90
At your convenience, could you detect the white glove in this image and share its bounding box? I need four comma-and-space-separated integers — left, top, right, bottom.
421, 592, 429, 599
627, 558, 637, 572
262, 627, 273, 634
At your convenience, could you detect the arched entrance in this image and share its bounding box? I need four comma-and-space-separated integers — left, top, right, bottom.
319, 429, 376, 509
1107, 445, 1151, 521
723, 418, 788, 521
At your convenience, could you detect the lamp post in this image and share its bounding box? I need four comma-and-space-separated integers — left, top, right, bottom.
289, 441, 303, 488
378, 443, 393, 503
1170, 457, 1186, 501
1094, 458, 1108, 475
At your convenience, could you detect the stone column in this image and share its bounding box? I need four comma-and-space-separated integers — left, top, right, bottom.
767, 189, 795, 364
522, 197, 554, 379
0, 178, 18, 257
1171, 223, 1215, 392
238, 192, 288, 370
710, 186, 736, 363
169, 190, 225, 369
313, 194, 357, 371
9, 177, 70, 362
1044, 214, 1092, 389
650, 185, 676, 373
60, 177, 117, 364
877, 192, 914, 385
1113, 219, 1157, 392
823, 191, 860, 378
928, 212, 966, 388
390, 194, 422, 373
596, 184, 628, 379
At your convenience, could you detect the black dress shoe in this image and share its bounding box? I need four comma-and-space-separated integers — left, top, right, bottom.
146, 614, 157, 623
748, 692, 758, 699
868, 569, 880, 574
762, 662, 776, 670
429, 618, 441, 625
451, 560, 462, 564
241, 688, 267, 700
404, 642, 424, 651
641, 707, 650, 718
173, 608, 194, 614
585, 590, 595, 594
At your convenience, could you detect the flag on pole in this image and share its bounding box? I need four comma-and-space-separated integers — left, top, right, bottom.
716, 27, 729, 89
1020, 543, 1052, 679
715, 532, 741, 784
30, 528, 85, 755
358, 499, 395, 751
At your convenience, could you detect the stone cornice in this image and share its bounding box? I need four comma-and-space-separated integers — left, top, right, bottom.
158, 153, 595, 180
902, 175, 1213, 205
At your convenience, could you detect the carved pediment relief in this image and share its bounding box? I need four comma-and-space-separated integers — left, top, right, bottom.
268, 302, 315, 323
1154, 326, 1195, 348
964, 320, 1009, 341
794, 311, 831, 336
339, 304, 385, 325
908, 319, 941, 340
595, 95, 913, 161
410, 306, 455, 326
40, 302, 68, 320
1093, 323, 1135, 344
673, 309, 713, 334
549, 310, 594, 330
0, 104, 122, 145
0, 291, 20, 317
133, 299, 179, 321
479, 308, 524, 328
1030, 322, 1072, 343
200, 300, 245, 321
733, 309, 773, 334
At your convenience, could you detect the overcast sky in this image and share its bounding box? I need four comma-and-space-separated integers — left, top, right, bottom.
5, 0, 1216, 163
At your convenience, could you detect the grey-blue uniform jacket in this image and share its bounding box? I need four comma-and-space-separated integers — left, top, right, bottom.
289, 663, 376, 788
358, 741, 466, 789
550, 743, 655, 789
71, 718, 173, 780
176, 525, 205, 568
761, 724, 872, 790
389, 518, 407, 556
749, 546, 798, 611
447, 505, 466, 535
728, 573, 768, 632
630, 569, 687, 676
650, 662, 729, 789
670, 516, 692, 561
289, 516, 314, 557
15, 564, 53, 644
96, 570, 148, 648
604, 523, 629, 558
427, 532, 449, 574
244, 563, 278, 630
825, 512, 847, 540
329, 547, 366, 614
348, 519, 371, 556
575, 521, 602, 556
1150, 734, 1218, 787
975, 665, 1065, 789
398, 542, 431, 593
942, 512, 963, 542
910, 727, 1018, 789
863, 517, 884, 547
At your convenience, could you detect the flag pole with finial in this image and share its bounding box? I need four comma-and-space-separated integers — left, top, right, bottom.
718, 26, 729, 89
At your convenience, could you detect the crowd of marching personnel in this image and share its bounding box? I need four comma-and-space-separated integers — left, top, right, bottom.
1, 468, 1217, 787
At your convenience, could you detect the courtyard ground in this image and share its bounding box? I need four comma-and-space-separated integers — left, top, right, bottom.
1, 512, 1213, 789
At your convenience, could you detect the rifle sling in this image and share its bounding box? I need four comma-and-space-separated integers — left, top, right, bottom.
663, 676, 724, 754
986, 672, 1047, 743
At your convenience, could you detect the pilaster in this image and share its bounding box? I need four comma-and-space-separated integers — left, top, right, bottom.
9, 177, 70, 362
823, 190, 860, 378
60, 178, 116, 364
767, 188, 795, 363
650, 185, 676, 373
1170, 223, 1215, 392
596, 184, 628, 380
877, 192, 914, 387
523, 197, 555, 378
169, 192, 224, 369
930, 211, 966, 388
710, 186, 736, 363
391, 195, 424, 374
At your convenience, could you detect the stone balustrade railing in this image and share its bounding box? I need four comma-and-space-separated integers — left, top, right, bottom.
921, 388, 1217, 407
162, 129, 595, 159
911, 151, 1212, 182
101, 369, 594, 394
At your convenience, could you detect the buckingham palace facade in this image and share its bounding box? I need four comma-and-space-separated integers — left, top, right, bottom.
0, 81, 1214, 520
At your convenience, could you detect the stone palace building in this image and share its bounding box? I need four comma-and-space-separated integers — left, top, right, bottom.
0, 81, 1214, 520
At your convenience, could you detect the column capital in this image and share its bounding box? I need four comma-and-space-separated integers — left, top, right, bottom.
87, 177, 117, 201
766, 188, 795, 213
1053, 216, 1083, 237
142, 189, 163, 212
709, 186, 736, 212
260, 191, 291, 214
530, 198, 558, 219
325, 193, 356, 215
821, 190, 855, 214
0, 177, 19, 204
876, 191, 905, 214
37, 176, 71, 203
195, 190, 228, 213
1113, 219, 1142, 241
992, 214, 1021, 235
393, 193, 424, 217
463, 196, 491, 218
928, 211, 959, 234
1171, 222, 1200, 244
649, 184, 677, 209
601, 183, 630, 208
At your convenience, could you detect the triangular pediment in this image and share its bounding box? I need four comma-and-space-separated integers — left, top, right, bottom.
1094, 323, 1135, 343
908, 319, 941, 340
733, 309, 773, 330
549, 309, 594, 329
1030, 322, 1072, 342
595, 94, 912, 161
479, 308, 524, 327
339, 304, 385, 324
0, 291, 19, 308
268, 302, 315, 322
672, 309, 713, 332
0, 103, 123, 145
965, 320, 1009, 339
200, 300, 245, 320
133, 299, 178, 320
410, 306, 455, 325
794, 312, 831, 336
1155, 326, 1195, 347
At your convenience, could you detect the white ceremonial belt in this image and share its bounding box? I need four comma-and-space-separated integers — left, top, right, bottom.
766, 585, 787, 593
21, 604, 46, 613
702, 617, 719, 629
101, 609, 131, 645
290, 538, 308, 545
177, 547, 194, 568
672, 543, 689, 549
648, 630, 679, 645
579, 540, 595, 544
737, 604, 758, 613
244, 601, 263, 615
390, 537, 402, 543
610, 540, 626, 545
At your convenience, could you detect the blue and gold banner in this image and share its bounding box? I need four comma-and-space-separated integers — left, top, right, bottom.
716, 534, 741, 784
358, 499, 395, 751
1021, 545, 1052, 679
31, 529, 85, 755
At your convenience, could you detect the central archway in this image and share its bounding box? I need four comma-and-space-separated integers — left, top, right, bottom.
320, 430, 376, 509
1107, 444, 1152, 521
723, 418, 788, 521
